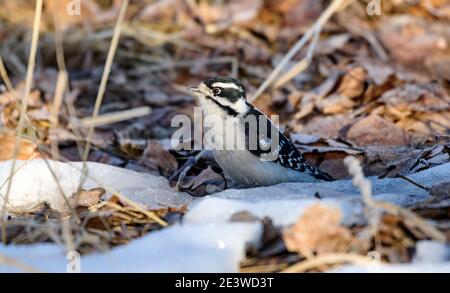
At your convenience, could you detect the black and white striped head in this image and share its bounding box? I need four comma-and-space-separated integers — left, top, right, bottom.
189, 77, 249, 116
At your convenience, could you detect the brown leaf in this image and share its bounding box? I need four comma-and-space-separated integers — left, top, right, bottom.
283, 204, 358, 258
380, 83, 450, 114
72, 187, 105, 208
299, 115, 354, 139
0, 131, 37, 161
344, 114, 410, 146
317, 94, 355, 114
139, 140, 178, 176
337, 67, 367, 98
378, 16, 450, 79
294, 92, 318, 119
178, 166, 225, 197
289, 133, 363, 179
363, 146, 422, 177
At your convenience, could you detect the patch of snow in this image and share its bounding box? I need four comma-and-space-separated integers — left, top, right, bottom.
0, 161, 449, 272
0, 160, 191, 211
0, 223, 261, 273
412, 240, 450, 263
185, 197, 361, 227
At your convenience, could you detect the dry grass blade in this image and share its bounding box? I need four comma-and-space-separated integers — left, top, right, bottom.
281, 253, 377, 273
344, 156, 446, 242
74, 106, 151, 128
250, 0, 354, 102
273, 22, 321, 89
0, 56, 14, 92
50, 70, 68, 159
81, 0, 129, 163
376, 201, 447, 242
1, 0, 43, 244
0, 252, 41, 273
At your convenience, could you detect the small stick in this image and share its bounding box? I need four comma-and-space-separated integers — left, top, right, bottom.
72, 106, 151, 128
396, 174, 430, 192
250, 0, 354, 102
282, 253, 378, 273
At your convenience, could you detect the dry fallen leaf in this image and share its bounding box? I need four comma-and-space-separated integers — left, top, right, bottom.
71, 187, 106, 208
344, 114, 410, 146
139, 140, 178, 176
283, 204, 358, 258
337, 67, 367, 99
0, 131, 37, 161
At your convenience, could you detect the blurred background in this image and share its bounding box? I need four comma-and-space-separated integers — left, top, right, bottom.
0, 0, 449, 189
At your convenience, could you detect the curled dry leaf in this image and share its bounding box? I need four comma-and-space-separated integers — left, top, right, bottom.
283, 204, 359, 258
177, 166, 225, 197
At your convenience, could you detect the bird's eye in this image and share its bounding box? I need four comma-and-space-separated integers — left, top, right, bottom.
212, 88, 221, 95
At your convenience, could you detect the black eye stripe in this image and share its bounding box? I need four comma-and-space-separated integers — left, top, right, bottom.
216, 88, 244, 102
206, 95, 239, 116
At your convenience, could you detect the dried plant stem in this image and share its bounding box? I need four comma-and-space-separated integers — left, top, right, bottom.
81, 0, 129, 163
344, 156, 381, 243
273, 25, 321, 89
250, 0, 354, 102
344, 156, 446, 243
50, 71, 68, 159
38, 143, 167, 226
74, 106, 151, 128
0, 252, 40, 273
376, 201, 446, 242
282, 253, 376, 273
396, 174, 430, 192
0, 57, 14, 92
1, 0, 43, 244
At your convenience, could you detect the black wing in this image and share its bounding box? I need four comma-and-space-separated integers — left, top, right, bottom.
242, 106, 333, 181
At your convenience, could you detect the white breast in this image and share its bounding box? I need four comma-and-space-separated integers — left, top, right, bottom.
201, 99, 317, 186
213, 150, 317, 186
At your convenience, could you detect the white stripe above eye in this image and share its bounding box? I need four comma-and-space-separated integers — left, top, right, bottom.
211, 82, 243, 91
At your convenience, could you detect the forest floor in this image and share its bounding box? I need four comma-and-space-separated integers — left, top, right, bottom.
0, 0, 449, 272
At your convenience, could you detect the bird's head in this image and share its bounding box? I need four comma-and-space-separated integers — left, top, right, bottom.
188, 77, 248, 116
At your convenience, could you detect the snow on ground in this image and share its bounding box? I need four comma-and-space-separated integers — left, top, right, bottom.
0, 160, 191, 211
0, 160, 449, 272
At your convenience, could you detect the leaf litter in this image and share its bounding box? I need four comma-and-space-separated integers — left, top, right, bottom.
0, 0, 449, 272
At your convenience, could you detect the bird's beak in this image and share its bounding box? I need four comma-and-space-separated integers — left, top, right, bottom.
188, 83, 209, 97
188, 86, 200, 94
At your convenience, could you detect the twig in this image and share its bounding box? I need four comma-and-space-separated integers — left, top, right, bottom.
0, 252, 41, 273
344, 156, 446, 243
72, 106, 151, 128
344, 156, 381, 242
0, 57, 14, 92
81, 0, 129, 162
1, 0, 43, 244
396, 174, 431, 192
281, 253, 377, 273
250, 0, 354, 102
50, 70, 68, 159
376, 201, 446, 242
272, 20, 322, 89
